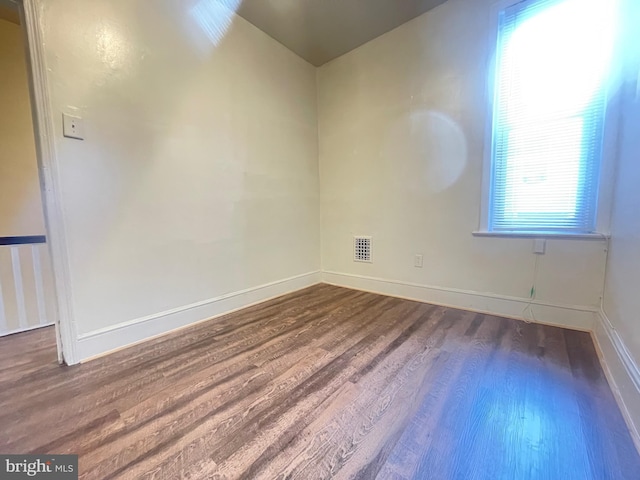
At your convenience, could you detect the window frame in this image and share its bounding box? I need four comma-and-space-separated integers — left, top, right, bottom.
476, 0, 621, 239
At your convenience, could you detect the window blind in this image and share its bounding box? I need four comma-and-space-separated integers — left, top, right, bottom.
489, 0, 615, 233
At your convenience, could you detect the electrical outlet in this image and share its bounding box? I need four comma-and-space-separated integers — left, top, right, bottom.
414, 254, 423, 268
533, 239, 546, 255
63, 113, 84, 140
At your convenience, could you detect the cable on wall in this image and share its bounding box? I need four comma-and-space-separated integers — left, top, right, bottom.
522, 253, 540, 324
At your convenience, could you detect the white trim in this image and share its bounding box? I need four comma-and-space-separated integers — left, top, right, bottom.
76, 271, 322, 362
0, 322, 55, 338
593, 309, 640, 453
20, 0, 78, 364
478, 0, 506, 233
10, 247, 28, 330
322, 271, 597, 331
31, 245, 48, 326
472, 231, 609, 240
597, 310, 640, 392
0, 273, 7, 332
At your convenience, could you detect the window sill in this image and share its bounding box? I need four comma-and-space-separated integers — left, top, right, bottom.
472, 231, 609, 240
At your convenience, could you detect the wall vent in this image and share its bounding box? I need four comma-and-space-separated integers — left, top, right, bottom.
353, 236, 372, 263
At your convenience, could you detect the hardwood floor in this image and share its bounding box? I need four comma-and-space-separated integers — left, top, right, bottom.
0, 284, 638, 479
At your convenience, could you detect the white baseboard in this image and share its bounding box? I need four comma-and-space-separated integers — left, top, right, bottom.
76, 271, 321, 362
321, 271, 597, 332
593, 309, 640, 452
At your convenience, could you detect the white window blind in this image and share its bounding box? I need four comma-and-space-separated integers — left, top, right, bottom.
489, 0, 616, 234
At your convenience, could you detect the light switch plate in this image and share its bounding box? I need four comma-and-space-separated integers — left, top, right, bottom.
63, 113, 84, 140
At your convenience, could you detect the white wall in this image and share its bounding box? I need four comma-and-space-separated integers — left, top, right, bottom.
317, 0, 608, 325
604, 91, 640, 366
0, 18, 46, 237
37, 0, 320, 351
602, 27, 640, 373
596, 0, 640, 440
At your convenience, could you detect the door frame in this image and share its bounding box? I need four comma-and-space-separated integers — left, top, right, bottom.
10, 0, 79, 364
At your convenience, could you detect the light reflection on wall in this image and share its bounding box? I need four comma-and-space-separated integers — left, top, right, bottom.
385, 110, 468, 194
190, 0, 242, 47
95, 21, 131, 72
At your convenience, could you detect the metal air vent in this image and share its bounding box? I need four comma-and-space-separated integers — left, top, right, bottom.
353, 236, 372, 263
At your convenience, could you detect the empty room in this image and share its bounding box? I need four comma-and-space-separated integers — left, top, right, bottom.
1, 0, 639, 478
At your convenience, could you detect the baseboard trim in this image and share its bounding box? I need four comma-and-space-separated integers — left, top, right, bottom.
76, 271, 321, 362
593, 309, 640, 452
321, 271, 597, 332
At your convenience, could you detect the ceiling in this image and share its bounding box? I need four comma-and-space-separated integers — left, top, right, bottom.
1, 1, 447, 63
233, 0, 448, 66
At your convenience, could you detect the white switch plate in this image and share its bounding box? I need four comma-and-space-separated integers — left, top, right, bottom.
533, 239, 546, 255
414, 254, 424, 268
62, 113, 84, 140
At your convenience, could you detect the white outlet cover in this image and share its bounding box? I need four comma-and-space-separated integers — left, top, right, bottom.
414, 254, 424, 268
63, 113, 84, 140
533, 239, 546, 255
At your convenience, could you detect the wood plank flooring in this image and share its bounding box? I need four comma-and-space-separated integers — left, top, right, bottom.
0, 284, 638, 479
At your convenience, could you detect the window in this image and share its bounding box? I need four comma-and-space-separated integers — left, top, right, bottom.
487, 0, 617, 234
